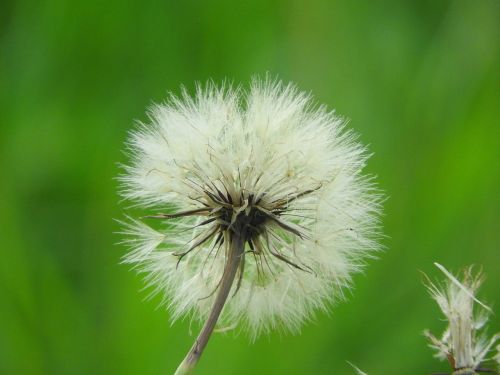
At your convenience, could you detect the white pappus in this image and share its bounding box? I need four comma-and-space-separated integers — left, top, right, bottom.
119, 78, 382, 373
424, 263, 499, 375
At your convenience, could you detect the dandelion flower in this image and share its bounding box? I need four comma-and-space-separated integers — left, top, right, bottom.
120, 79, 382, 373
424, 263, 499, 374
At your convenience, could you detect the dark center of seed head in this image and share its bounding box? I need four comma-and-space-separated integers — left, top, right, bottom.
219, 204, 271, 241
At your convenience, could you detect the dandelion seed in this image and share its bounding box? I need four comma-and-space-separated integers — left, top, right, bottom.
423, 263, 499, 375
119, 78, 382, 373
347, 361, 369, 375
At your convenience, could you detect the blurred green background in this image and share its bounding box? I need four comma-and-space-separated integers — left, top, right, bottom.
1, 0, 499, 374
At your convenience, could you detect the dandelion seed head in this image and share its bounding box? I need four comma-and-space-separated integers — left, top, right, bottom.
424, 263, 499, 373
120, 78, 382, 336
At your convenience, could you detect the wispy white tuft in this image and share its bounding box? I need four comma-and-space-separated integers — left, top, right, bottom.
347, 361, 369, 375
424, 263, 499, 373
120, 78, 383, 337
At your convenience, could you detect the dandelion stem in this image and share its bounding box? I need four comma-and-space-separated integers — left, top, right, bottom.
174, 232, 245, 375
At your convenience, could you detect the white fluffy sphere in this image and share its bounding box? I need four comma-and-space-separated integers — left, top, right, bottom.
120, 79, 382, 337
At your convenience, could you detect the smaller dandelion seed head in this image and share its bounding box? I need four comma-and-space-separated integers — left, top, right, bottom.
119, 78, 383, 337
424, 263, 499, 374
